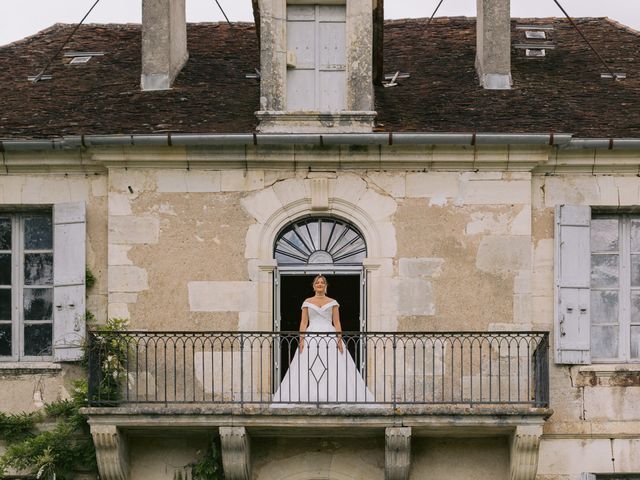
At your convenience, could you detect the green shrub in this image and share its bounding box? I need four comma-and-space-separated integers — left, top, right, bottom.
0, 318, 128, 480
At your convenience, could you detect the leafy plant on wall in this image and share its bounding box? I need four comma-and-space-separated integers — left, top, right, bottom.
0, 318, 128, 480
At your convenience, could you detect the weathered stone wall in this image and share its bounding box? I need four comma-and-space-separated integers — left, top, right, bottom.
411, 437, 509, 480
252, 436, 385, 480
107, 168, 255, 329
5, 150, 640, 480
532, 172, 640, 479
0, 173, 107, 413
128, 433, 210, 480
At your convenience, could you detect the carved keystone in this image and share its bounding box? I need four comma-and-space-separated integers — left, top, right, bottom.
90, 424, 128, 480
510, 425, 543, 480
311, 178, 329, 211
385, 427, 411, 480
220, 426, 251, 480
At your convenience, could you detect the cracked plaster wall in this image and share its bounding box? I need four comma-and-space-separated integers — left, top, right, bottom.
105, 168, 536, 338
252, 437, 384, 480
107, 168, 255, 330
532, 172, 640, 479
7, 165, 640, 478
0, 173, 107, 413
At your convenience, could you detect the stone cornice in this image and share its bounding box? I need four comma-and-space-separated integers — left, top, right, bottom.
82, 406, 551, 435
0, 143, 638, 174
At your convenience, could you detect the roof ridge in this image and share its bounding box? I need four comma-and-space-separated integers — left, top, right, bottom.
0, 23, 63, 48
602, 17, 640, 36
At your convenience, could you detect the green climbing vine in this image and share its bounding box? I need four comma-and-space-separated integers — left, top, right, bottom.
0, 318, 128, 480
0, 380, 96, 479
189, 435, 224, 480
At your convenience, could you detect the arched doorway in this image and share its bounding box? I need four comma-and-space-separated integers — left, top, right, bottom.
273, 216, 367, 383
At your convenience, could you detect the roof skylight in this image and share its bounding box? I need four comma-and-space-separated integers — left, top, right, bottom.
525, 31, 547, 40
69, 56, 93, 65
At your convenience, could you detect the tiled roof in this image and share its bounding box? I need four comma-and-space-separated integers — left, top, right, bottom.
0, 18, 639, 139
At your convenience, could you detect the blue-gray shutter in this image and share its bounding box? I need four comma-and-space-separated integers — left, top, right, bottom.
287, 5, 317, 110
555, 205, 591, 364
286, 5, 346, 111
317, 6, 346, 111
53, 202, 86, 362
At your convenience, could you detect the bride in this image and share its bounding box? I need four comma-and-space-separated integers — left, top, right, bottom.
273, 275, 374, 404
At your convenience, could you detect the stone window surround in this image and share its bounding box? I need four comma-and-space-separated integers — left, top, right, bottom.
256, 0, 376, 133
243, 176, 396, 333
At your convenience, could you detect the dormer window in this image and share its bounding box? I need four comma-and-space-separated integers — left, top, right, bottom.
286, 5, 346, 111
255, 0, 376, 133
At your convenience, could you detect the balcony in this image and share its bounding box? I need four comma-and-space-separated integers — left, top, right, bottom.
86, 330, 549, 409
82, 331, 551, 480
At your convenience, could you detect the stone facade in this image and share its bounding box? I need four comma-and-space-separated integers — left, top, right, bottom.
1, 144, 639, 480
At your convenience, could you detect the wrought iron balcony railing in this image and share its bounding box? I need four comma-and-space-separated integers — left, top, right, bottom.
87, 331, 549, 408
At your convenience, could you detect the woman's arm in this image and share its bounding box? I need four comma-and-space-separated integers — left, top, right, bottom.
299, 306, 309, 352
332, 305, 344, 353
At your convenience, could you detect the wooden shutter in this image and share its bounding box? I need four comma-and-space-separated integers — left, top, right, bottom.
286, 5, 346, 111
555, 205, 591, 364
287, 5, 317, 110
53, 202, 86, 362
317, 5, 346, 111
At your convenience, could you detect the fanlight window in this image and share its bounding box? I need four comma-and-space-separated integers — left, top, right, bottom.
275, 218, 366, 265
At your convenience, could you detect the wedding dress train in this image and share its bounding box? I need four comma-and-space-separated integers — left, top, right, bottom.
273, 300, 374, 404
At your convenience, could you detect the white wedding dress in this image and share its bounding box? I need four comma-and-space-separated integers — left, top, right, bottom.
273, 300, 374, 404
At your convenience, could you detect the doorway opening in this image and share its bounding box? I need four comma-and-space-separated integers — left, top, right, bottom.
278, 274, 361, 382
272, 215, 368, 385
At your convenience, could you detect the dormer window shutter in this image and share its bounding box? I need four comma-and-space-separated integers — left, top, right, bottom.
555, 204, 592, 364
53, 202, 86, 362
286, 5, 346, 111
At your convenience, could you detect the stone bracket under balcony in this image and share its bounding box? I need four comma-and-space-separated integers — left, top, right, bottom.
83, 406, 550, 480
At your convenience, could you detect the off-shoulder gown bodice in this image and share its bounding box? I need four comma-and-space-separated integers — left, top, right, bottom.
302, 300, 339, 332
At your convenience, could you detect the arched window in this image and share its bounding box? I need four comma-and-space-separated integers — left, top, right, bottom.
274, 217, 366, 265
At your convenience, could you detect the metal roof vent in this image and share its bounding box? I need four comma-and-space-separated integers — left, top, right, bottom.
526, 48, 546, 57
69, 56, 92, 65
64, 51, 104, 65
515, 24, 555, 58
601, 72, 627, 80
516, 25, 554, 31
27, 74, 52, 81
525, 30, 546, 40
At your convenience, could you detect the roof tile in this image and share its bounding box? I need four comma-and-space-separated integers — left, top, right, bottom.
0, 18, 638, 139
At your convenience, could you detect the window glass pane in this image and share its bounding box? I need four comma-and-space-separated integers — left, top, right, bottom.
24, 216, 52, 250
0, 218, 11, 250
283, 230, 309, 255
631, 326, 640, 359
23, 323, 52, 356
24, 253, 53, 285
591, 325, 619, 359
0, 254, 11, 285
23, 288, 53, 320
0, 289, 11, 320
320, 220, 335, 251
591, 218, 619, 252
0, 324, 11, 356
631, 219, 640, 252
631, 255, 640, 288
591, 290, 618, 325
591, 255, 619, 288
305, 221, 320, 251
631, 293, 640, 324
